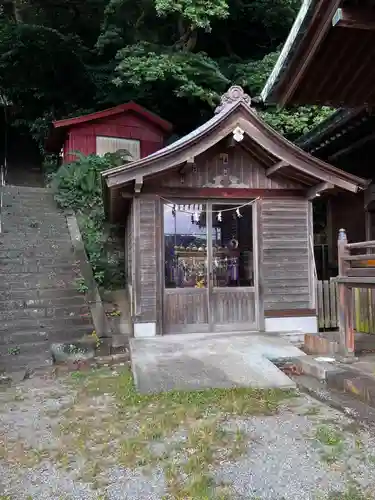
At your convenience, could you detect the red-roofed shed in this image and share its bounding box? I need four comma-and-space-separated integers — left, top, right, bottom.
46, 102, 173, 163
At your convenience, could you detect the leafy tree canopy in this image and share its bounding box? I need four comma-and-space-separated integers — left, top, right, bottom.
0, 0, 332, 146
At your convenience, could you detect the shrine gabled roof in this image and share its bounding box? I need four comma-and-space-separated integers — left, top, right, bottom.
261, 0, 375, 107
52, 102, 172, 132
102, 86, 369, 195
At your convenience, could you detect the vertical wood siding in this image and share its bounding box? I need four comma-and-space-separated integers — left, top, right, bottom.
137, 197, 159, 323
125, 202, 134, 315
63, 112, 167, 163
160, 144, 304, 190
260, 198, 311, 311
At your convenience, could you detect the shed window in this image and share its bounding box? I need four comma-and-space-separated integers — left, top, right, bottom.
96, 136, 141, 161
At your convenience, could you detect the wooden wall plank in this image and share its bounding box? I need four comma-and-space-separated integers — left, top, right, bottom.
260, 198, 312, 312
137, 196, 158, 323
159, 143, 305, 190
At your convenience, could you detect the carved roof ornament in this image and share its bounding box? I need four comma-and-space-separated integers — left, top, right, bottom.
214, 86, 251, 114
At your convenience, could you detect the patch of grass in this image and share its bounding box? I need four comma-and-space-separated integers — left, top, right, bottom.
302, 405, 321, 417
328, 485, 372, 499
315, 425, 345, 465
315, 425, 343, 447
55, 366, 296, 497
0, 438, 50, 468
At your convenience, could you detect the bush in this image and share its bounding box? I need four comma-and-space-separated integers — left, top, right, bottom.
52, 151, 126, 289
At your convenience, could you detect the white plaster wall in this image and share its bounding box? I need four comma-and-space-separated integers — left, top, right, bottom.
265, 316, 318, 334
134, 322, 156, 338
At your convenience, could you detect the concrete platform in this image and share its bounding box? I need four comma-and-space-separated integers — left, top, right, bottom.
130, 333, 304, 393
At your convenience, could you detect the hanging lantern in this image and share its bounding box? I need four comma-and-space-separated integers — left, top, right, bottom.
236, 208, 242, 218
217, 211, 222, 222
172, 205, 176, 217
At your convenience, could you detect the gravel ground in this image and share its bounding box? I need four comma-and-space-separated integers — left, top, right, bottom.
1, 368, 375, 500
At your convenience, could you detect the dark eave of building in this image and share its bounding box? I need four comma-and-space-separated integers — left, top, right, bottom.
296, 107, 375, 157
261, 0, 375, 108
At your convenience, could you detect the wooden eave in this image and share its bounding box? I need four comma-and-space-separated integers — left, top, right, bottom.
261, 0, 375, 107
103, 93, 368, 197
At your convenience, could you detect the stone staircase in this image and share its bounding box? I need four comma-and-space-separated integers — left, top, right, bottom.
0, 185, 95, 374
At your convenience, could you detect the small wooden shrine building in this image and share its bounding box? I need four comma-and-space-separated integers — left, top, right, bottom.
46, 102, 172, 163
102, 86, 369, 338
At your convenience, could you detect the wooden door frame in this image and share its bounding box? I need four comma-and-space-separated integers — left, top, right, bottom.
206, 200, 260, 332
160, 197, 261, 334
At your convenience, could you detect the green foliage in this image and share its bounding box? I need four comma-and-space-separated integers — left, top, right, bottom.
261, 106, 334, 142
229, 51, 334, 140
53, 152, 126, 288
155, 0, 229, 30
0, 0, 333, 151
114, 43, 229, 106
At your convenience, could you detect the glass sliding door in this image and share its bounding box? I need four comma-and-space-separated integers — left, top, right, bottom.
163, 202, 210, 333
208, 202, 257, 331
162, 200, 257, 334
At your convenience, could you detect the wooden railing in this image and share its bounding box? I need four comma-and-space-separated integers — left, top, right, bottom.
335, 228, 375, 358
317, 279, 375, 333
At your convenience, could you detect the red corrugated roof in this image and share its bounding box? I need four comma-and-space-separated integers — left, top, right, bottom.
52, 102, 172, 132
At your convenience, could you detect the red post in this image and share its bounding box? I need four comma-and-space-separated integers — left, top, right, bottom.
337, 228, 355, 359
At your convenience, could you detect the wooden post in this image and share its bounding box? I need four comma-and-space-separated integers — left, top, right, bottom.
337, 228, 355, 360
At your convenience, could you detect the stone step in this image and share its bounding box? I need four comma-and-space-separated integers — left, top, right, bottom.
0, 247, 74, 259
0, 350, 53, 374
0, 324, 94, 347
292, 355, 343, 381
2, 204, 59, 213
0, 316, 92, 334
0, 254, 76, 266
4, 185, 51, 194
0, 238, 73, 250
0, 340, 51, 358
2, 212, 66, 222
0, 244, 74, 255
0, 272, 81, 290
0, 294, 87, 311
1, 226, 69, 238
0, 287, 87, 301
291, 355, 375, 409
326, 366, 375, 409
1, 224, 69, 235
0, 262, 80, 274
0, 303, 90, 322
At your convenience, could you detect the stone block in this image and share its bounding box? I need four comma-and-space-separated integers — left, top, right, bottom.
293, 355, 343, 381
304, 333, 339, 355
